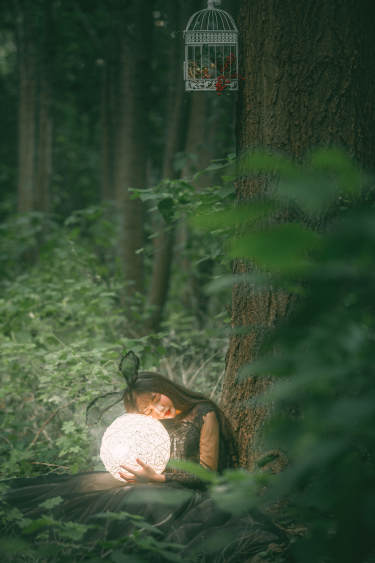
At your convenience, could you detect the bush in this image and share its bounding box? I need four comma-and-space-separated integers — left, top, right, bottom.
196, 149, 375, 563
0, 205, 228, 479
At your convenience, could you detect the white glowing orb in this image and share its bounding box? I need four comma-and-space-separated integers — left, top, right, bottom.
100, 413, 171, 481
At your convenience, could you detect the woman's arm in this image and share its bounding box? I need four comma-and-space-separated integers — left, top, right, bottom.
119, 407, 220, 486
163, 410, 219, 487
199, 411, 219, 471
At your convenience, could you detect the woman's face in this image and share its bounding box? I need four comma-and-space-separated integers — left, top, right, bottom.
135, 392, 176, 419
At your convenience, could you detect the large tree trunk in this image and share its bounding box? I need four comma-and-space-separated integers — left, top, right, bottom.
221, 0, 375, 469
113, 2, 153, 298
146, 0, 189, 332
17, 11, 36, 213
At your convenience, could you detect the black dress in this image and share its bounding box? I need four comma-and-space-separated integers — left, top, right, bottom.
1, 402, 288, 562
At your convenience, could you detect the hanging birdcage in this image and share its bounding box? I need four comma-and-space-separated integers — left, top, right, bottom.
183, 0, 238, 92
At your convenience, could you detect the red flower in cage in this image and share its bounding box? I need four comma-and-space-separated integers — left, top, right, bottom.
215, 69, 245, 95
213, 50, 244, 94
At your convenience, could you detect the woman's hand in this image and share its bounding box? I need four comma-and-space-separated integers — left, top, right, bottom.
119, 458, 166, 484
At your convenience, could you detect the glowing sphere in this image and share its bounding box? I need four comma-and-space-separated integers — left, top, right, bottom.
100, 413, 171, 481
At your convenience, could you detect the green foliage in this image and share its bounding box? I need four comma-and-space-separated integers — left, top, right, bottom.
195, 148, 375, 563
4, 147, 372, 561
0, 214, 124, 476
131, 159, 235, 365
0, 497, 183, 562
0, 202, 228, 467
131, 156, 235, 267
0, 205, 230, 561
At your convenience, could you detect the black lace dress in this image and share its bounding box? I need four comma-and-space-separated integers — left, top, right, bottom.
1, 402, 288, 561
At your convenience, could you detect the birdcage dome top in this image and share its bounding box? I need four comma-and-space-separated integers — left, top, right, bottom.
185, 6, 238, 33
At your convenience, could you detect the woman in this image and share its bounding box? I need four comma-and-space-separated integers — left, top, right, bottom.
116, 351, 237, 487
1, 352, 287, 561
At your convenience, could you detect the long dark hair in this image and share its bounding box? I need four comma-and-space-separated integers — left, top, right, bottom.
123, 372, 238, 470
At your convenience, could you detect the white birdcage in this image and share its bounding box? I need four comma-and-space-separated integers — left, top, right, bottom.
184, 0, 238, 92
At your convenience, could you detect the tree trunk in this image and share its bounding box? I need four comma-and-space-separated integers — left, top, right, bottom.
100, 62, 114, 202
146, 0, 190, 332
17, 12, 36, 213
221, 0, 375, 469
35, 74, 52, 212
176, 92, 222, 322
113, 2, 153, 298
176, 92, 208, 309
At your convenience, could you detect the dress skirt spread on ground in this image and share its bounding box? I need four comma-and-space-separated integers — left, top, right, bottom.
1, 402, 288, 562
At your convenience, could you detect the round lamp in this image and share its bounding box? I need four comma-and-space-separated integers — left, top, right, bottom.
100, 413, 171, 481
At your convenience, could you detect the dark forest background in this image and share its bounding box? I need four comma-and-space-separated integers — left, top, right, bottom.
0, 0, 238, 425
1, 0, 375, 562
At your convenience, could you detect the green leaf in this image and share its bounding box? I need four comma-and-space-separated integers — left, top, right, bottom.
191, 202, 276, 231
229, 223, 320, 273
158, 197, 175, 224
237, 149, 299, 178
57, 520, 91, 541
310, 147, 362, 195
38, 496, 63, 510
206, 272, 272, 293
93, 511, 144, 522
22, 515, 57, 534
111, 551, 145, 563
0, 537, 35, 557
166, 460, 217, 482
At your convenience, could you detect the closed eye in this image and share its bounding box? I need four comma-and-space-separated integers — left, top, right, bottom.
142, 394, 161, 416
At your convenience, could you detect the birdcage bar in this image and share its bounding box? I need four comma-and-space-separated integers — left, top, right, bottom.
184, 1, 238, 91
184, 41, 238, 90
185, 44, 238, 89
214, 45, 217, 79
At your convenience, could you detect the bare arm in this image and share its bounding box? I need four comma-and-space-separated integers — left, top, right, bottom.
119, 408, 220, 486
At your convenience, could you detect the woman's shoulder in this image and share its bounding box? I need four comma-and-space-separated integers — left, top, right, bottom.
191, 401, 217, 421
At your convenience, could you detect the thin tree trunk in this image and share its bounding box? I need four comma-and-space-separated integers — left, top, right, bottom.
177, 92, 223, 320
191, 97, 223, 326
221, 0, 375, 470
17, 13, 36, 213
100, 62, 114, 202
113, 2, 153, 298
146, 0, 189, 332
35, 74, 52, 212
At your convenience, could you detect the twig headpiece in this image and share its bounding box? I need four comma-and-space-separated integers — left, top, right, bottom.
119, 351, 139, 388
86, 351, 140, 426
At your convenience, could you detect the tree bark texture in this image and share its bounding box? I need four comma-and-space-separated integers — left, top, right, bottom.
113, 2, 153, 297
221, 0, 375, 469
17, 11, 36, 213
